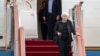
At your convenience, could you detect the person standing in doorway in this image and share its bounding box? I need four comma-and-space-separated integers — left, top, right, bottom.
43, 0, 61, 40
39, 1, 47, 40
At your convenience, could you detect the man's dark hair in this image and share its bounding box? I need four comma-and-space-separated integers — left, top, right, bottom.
7, 0, 10, 2
42, 1, 46, 5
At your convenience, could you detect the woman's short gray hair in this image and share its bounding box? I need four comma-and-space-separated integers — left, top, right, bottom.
61, 12, 69, 17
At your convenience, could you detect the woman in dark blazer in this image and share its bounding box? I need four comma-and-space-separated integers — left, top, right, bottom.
54, 12, 78, 56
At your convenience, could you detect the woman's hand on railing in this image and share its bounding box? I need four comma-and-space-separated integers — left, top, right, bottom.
76, 32, 80, 36
74, 32, 80, 38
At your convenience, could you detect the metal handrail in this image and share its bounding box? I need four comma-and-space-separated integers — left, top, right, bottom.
19, 27, 26, 56
72, 1, 86, 56
14, 3, 20, 56
13, 1, 26, 56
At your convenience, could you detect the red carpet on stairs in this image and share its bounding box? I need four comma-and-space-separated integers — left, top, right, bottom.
25, 40, 72, 56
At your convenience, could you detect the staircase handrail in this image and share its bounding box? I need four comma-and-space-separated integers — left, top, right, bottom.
72, 1, 86, 56
19, 27, 26, 56
13, 1, 20, 56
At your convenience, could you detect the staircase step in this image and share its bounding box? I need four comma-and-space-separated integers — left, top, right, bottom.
26, 51, 72, 56
26, 45, 59, 51
26, 45, 72, 52
26, 40, 56, 45
25, 40, 72, 56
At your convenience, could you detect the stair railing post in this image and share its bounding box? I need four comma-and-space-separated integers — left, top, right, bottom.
19, 27, 26, 56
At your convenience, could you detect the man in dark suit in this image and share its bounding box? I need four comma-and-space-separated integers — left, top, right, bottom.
39, 1, 47, 40
43, 0, 61, 40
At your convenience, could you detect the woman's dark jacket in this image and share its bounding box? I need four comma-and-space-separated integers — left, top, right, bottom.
54, 20, 76, 42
